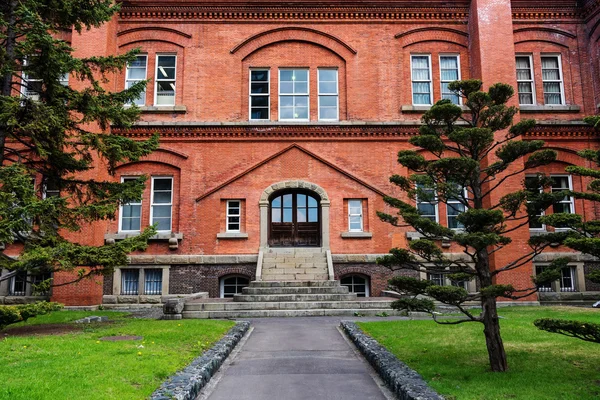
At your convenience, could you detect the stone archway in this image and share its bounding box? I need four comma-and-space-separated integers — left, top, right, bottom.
259, 180, 330, 249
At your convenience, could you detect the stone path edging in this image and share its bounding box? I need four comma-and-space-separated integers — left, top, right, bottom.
150, 321, 250, 400
340, 321, 444, 400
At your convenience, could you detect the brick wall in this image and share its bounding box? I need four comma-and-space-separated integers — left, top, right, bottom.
334, 263, 418, 297
585, 263, 600, 292
169, 264, 256, 298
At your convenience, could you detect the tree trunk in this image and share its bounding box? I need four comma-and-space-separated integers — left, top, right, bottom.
481, 296, 508, 372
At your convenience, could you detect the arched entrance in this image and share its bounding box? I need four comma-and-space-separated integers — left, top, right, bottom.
259, 180, 331, 249
269, 190, 321, 247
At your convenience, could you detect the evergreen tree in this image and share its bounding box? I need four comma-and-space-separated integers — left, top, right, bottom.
0, 1, 158, 290
377, 80, 569, 372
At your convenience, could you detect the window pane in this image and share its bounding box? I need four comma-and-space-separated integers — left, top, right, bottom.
294, 82, 308, 94
251, 108, 269, 120
158, 55, 176, 68
320, 107, 337, 120
293, 70, 308, 82
319, 69, 337, 81
280, 70, 293, 81
295, 106, 309, 119
272, 208, 281, 223
294, 96, 308, 107
283, 208, 293, 222
308, 196, 318, 207
319, 82, 337, 94
283, 194, 292, 207
319, 96, 337, 107
154, 179, 172, 190
272, 196, 281, 207
228, 200, 240, 209
153, 204, 171, 218
154, 217, 171, 231
297, 209, 307, 222
251, 83, 269, 94
153, 192, 171, 204
308, 208, 318, 222
297, 194, 306, 207
251, 70, 268, 82
280, 82, 294, 94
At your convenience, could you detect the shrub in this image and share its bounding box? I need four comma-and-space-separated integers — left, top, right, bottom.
0, 302, 63, 330
534, 318, 600, 344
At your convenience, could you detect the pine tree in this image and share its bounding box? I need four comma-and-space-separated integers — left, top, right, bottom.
377, 80, 569, 372
0, 1, 158, 290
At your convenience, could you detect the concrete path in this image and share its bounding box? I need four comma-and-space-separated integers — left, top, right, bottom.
201, 317, 398, 400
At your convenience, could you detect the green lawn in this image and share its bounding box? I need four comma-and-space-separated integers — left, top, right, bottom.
358, 307, 600, 400
0, 311, 235, 400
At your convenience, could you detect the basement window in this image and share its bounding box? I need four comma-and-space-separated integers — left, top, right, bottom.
341, 274, 369, 297
220, 275, 250, 298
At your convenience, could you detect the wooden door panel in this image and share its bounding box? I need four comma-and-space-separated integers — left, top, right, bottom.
269, 191, 321, 247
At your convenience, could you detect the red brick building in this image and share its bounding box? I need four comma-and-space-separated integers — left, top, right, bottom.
2, 0, 600, 308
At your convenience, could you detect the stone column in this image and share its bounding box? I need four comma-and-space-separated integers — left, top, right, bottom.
321, 201, 331, 250
0, 269, 9, 296
259, 201, 269, 249
112, 269, 121, 295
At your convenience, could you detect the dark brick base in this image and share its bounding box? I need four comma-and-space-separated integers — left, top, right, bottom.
169, 264, 256, 298
585, 263, 600, 292
334, 263, 418, 297
103, 273, 113, 295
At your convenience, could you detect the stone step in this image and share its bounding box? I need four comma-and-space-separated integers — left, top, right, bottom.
184, 300, 396, 312
261, 273, 330, 281
233, 293, 358, 302
182, 308, 404, 319
241, 286, 349, 295
249, 280, 339, 288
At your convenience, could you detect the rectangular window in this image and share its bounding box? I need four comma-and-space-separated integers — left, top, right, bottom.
9, 272, 27, 296
318, 69, 339, 121
144, 269, 163, 295
536, 266, 553, 292
560, 267, 576, 292
411, 55, 432, 105
31, 272, 51, 296
440, 55, 460, 105
126, 55, 147, 106
42, 178, 60, 199
541, 55, 564, 105
120, 177, 142, 232
551, 175, 574, 215
121, 269, 139, 295
525, 176, 544, 230
279, 69, 309, 121
249, 69, 270, 120
21, 59, 42, 101
416, 183, 438, 222
155, 55, 176, 106
348, 199, 364, 232
151, 177, 173, 232
447, 184, 467, 230
516, 55, 535, 105
226, 200, 241, 232
428, 273, 444, 286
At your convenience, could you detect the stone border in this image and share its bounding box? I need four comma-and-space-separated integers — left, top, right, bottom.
150, 321, 250, 400
340, 321, 444, 400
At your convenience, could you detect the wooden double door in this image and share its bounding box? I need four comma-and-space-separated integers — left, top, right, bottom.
269, 190, 321, 247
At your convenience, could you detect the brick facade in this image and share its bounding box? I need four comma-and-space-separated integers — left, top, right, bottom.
5, 0, 595, 305
334, 264, 418, 297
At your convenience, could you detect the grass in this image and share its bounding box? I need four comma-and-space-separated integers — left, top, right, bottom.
358, 306, 600, 400
0, 310, 235, 400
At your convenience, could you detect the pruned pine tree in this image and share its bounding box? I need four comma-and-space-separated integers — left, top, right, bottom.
376, 80, 571, 372
0, 0, 159, 291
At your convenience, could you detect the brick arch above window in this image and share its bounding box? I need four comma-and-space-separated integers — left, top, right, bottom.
115, 148, 187, 171
396, 27, 468, 49
117, 27, 192, 49
231, 27, 357, 61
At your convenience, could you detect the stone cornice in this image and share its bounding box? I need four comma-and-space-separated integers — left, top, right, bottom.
111, 122, 599, 139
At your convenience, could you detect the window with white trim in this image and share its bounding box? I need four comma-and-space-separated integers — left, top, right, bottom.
440, 55, 460, 105
516, 55, 535, 105
151, 177, 173, 232
427, 273, 445, 286
525, 176, 544, 230
121, 269, 139, 295
541, 55, 564, 105
416, 182, 438, 222
318, 69, 339, 120
31, 272, 52, 296
226, 200, 241, 232
551, 175, 574, 216
411, 55, 432, 105
9, 272, 27, 296
144, 269, 163, 295
155, 55, 176, 106
21, 59, 42, 101
220, 275, 250, 298
126, 55, 147, 106
249, 69, 270, 120
560, 267, 576, 292
348, 199, 364, 232
535, 266, 553, 292
279, 69, 309, 121
119, 177, 142, 232
447, 183, 467, 230
42, 177, 60, 199
340, 275, 370, 297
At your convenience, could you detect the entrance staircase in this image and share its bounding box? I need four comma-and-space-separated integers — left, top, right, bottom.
182, 248, 401, 319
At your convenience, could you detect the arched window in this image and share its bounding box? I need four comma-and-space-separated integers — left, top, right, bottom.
341, 274, 370, 297
220, 275, 250, 298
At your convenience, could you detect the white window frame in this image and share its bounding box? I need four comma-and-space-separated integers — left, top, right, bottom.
249, 69, 270, 121
515, 54, 536, 105
541, 54, 565, 106
144, 269, 163, 295
447, 185, 468, 230
427, 273, 445, 286
226, 200, 242, 233
220, 275, 250, 298
439, 54, 461, 105
317, 68, 339, 121
119, 176, 142, 233
125, 54, 147, 106
154, 54, 177, 106
340, 274, 370, 297
348, 199, 364, 232
525, 175, 545, 231
150, 176, 173, 233
411, 54, 433, 106
550, 174, 574, 216
416, 183, 439, 222
560, 266, 576, 292
21, 58, 42, 101
278, 68, 310, 122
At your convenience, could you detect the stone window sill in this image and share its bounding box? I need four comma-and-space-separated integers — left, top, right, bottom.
138, 105, 187, 114
341, 231, 373, 238
401, 105, 469, 113
216, 232, 249, 239
519, 105, 580, 113
104, 232, 183, 249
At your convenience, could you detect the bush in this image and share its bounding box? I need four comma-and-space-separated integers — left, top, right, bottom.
0, 302, 63, 330
534, 318, 600, 344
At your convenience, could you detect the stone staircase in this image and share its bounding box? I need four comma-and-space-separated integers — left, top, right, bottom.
182, 280, 402, 318
261, 248, 329, 281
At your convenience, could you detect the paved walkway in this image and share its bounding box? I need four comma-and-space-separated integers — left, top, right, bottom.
202, 317, 398, 400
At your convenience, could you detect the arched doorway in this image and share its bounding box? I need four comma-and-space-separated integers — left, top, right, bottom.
269, 190, 321, 247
